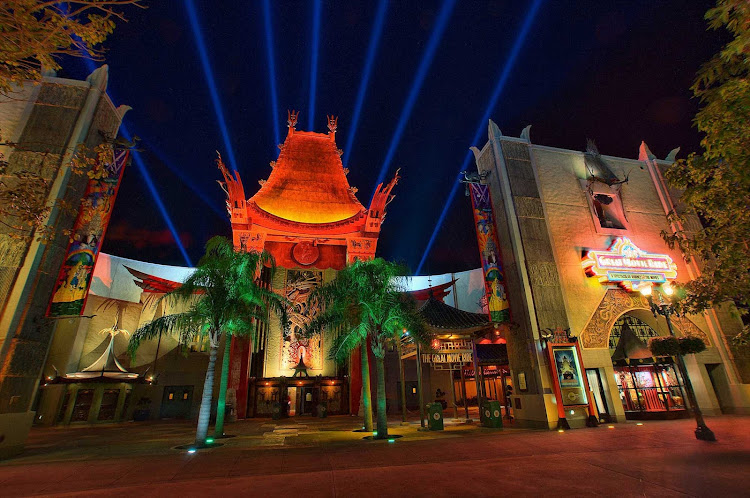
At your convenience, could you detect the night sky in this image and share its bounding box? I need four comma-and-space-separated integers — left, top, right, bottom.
58, 1, 724, 274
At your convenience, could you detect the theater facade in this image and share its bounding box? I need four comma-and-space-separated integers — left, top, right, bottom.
467, 121, 750, 428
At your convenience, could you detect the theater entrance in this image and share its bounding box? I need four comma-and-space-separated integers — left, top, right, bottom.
610, 314, 689, 420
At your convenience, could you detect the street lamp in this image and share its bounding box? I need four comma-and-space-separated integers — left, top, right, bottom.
640, 284, 716, 441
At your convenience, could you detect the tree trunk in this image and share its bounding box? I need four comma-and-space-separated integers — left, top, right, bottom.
214, 334, 232, 437
375, 354, 388, 439
195, 344, 218, 446
361, 343, 373, 432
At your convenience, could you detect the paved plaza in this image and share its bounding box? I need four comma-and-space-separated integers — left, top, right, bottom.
1, 414, 749, 497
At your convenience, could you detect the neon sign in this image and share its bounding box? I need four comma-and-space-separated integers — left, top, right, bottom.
582, 237, 677, 292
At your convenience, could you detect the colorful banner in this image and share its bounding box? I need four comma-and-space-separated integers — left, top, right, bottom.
47, 148, 130, 317
468, 183, 509, 323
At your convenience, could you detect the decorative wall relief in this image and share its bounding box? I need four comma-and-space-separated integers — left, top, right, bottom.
281, 270, 323, 370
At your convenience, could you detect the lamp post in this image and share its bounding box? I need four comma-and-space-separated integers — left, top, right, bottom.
640, 284, 716, 441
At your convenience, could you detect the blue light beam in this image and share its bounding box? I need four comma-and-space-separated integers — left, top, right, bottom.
121, 125, 193, 267
372, 0, 457, 195
261, 0, 281, 148
343, 0, 388, 167
142, 140, 225, 218
416, 0, 543, 275
185, 0, 240, 174
75, 54, 192, 267
308, 0, 323, 130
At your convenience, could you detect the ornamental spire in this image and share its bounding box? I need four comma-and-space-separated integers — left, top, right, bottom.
287, 109, 299, 134
327, 115, 338, 141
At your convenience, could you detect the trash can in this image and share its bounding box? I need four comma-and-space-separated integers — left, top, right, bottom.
271, 401, 283, 420
427, 402, 444, 431
316, 402, 328, 418
482, 400, 503, 428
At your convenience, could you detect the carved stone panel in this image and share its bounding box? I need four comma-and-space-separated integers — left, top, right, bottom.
580, 288, 711, 348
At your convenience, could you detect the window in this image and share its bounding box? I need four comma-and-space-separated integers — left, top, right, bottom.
581, 180, 629, 234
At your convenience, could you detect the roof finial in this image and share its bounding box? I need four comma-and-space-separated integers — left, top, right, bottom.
287, 110, 299, 133
327, 115, 338, 140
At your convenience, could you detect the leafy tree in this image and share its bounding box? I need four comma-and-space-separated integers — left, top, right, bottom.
307, 258, 427, 439
128, 236, 286, 446
662, 1, 750, 344
0, 0, 145, 94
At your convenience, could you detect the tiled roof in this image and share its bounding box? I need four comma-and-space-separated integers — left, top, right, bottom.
418, 296, 489, 330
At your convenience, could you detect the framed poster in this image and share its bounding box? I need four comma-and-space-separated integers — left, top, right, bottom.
552, 346, 588, 406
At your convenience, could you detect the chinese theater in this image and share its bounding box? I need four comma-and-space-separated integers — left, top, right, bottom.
216, 111, 399, 418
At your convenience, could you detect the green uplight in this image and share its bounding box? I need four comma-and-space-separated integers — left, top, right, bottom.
373, 431, 378, 436
388, 439, 395, 443
206, 438, 214, 444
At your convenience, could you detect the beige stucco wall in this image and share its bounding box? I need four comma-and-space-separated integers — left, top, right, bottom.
528, 143, 749, 416
531, 146, 713, 350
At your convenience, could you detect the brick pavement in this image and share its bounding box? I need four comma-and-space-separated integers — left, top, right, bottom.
0, 414, 748, 496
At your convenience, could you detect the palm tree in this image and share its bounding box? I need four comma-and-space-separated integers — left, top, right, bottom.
307, 258, 426, 439
128, 236, 285, 447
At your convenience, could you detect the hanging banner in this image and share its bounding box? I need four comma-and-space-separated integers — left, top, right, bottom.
47, 148, 130, 317
468, 183, 509, 323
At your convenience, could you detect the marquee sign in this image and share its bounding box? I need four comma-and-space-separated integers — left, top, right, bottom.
422, 338, 473, 364
582, 237, 677, 292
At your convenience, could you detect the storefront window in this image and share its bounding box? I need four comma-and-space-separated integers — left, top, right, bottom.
610, 314, 688, 418
614, 364, 686, 414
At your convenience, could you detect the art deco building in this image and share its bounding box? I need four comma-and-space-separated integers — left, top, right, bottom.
461, 121, 750, 428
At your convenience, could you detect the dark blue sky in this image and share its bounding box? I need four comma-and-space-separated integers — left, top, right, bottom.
60, 0, 723, 273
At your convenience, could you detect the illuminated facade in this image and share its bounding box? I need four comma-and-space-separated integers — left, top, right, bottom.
0, 67, 127, 456
469, 121, 750, 428
217, 112, 399, 417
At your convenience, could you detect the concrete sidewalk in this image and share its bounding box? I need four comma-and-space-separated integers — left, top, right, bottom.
1, 415, 748, 496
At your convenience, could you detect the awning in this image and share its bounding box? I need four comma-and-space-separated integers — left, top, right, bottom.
475, 343, 508, 365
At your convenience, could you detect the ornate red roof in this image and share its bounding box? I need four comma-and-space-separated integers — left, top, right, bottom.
250, 115, 364, 224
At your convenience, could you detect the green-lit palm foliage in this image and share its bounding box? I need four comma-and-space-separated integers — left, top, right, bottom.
307, 258, 427, 439
128, 236, 286, 446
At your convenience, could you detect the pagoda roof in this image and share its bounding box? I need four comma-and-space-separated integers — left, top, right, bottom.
250, 127, 365, 224
418, 296, 490, 332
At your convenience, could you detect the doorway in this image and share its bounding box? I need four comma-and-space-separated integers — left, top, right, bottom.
160, 385, 193, 419
706, 363, 730, 414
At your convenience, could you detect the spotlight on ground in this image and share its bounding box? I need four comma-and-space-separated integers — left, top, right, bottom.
308, 0, 323, 130
185, 0, 240, 174
416, 0, 543, 275
262, 0, 281, 148
121, 125, 193, 267
371, 0, 457, 196
343, 0, 388, 166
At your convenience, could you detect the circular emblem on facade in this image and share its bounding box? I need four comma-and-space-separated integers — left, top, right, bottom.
493, 410, 500, 418
292, 241, 319, 266
566, 391, 579, 402
484, 409, 491, 418
433, 412, 440, 420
